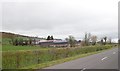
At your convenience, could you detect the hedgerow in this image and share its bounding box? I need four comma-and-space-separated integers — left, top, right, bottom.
2, 45, 112, 69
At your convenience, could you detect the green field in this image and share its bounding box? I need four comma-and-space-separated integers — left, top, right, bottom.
2, 38, 53, 52
2, 44, 51, 51
2, 44, 114, 69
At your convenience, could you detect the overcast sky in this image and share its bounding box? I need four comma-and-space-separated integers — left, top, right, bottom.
1, 0, 119, 40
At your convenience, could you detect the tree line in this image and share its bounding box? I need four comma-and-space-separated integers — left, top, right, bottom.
66, 33, 112, 47
10, 34, 112, 47
10, 35, 54, 46
10, 38, 34, 46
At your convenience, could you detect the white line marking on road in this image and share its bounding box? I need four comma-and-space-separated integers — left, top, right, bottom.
81, 68, 86, 71
113, 52, 116, 54
101, 57, 108, 61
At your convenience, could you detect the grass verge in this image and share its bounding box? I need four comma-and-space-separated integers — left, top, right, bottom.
22, 47, 115, 69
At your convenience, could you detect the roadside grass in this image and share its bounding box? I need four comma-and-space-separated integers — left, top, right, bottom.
2, 44, 114, 69
22, 47, 115, 69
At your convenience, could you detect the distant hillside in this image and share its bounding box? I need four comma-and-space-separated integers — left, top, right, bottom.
0, 32, 43, 39
0, 32, 28, 38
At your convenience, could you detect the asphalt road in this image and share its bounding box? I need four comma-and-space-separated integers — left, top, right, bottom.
45, 47, 118, 69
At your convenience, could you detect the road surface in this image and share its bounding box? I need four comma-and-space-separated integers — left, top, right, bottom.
45, 47, 118, 69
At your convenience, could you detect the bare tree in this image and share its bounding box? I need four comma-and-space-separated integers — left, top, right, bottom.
91, 35, 97, 45
84, 33, 91, 46
103, 36, 107, 45
88, 33, 91, 45
67, 35, 76, 47
84, 33, 88, 46
101, 39, 103, 45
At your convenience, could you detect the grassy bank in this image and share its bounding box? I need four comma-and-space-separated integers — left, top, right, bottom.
23, 48, 113, 69
2, 45, 113, 69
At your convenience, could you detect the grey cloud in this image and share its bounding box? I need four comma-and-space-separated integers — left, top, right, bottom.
2, 0, 118, 39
